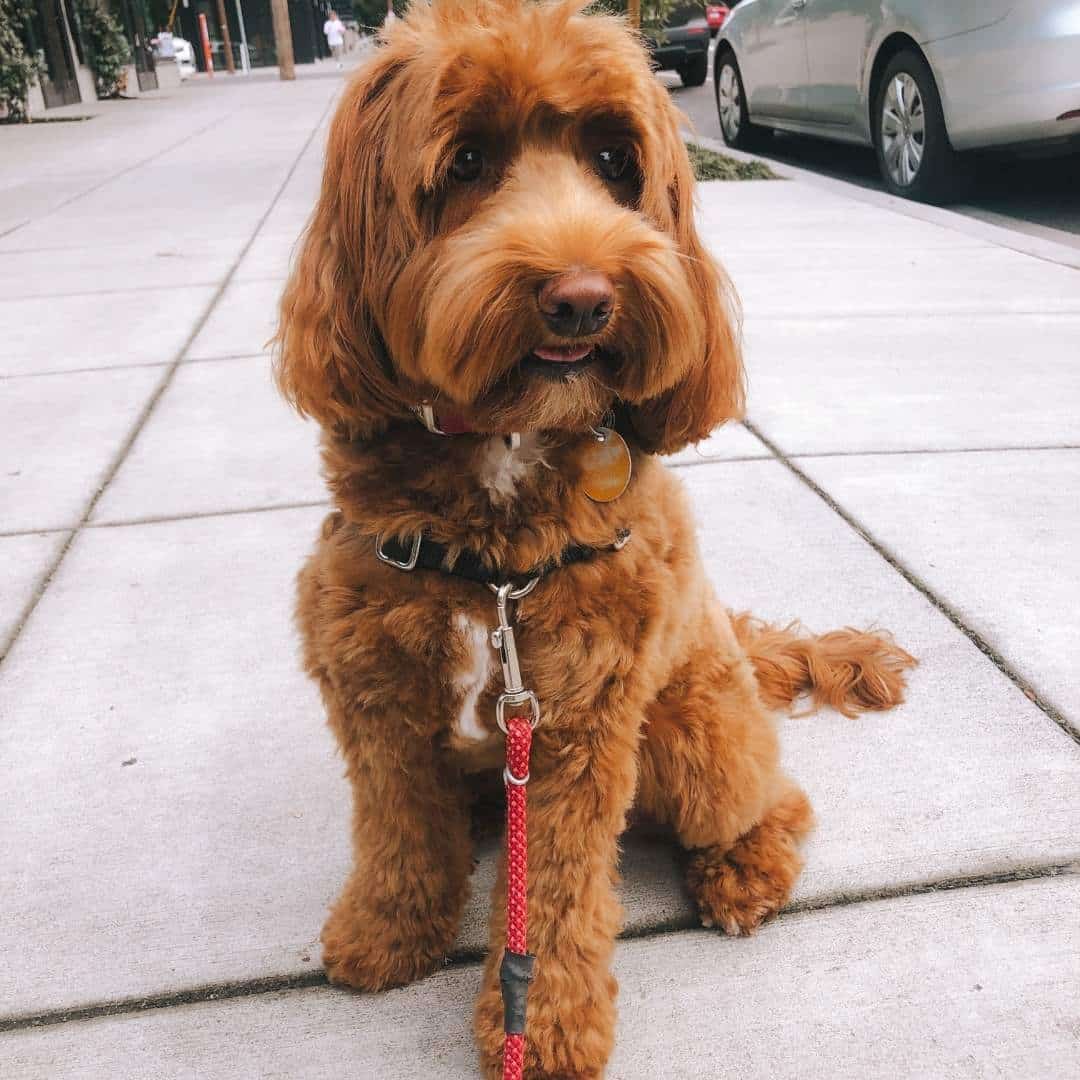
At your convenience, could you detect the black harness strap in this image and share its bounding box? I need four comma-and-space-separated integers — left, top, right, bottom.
376, 528, 631, 589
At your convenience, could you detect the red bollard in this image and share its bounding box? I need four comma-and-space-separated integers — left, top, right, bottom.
198, 13, 214, 76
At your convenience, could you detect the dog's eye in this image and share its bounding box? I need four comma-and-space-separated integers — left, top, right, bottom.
597, 145, 631, 181
451, 147, 484, 182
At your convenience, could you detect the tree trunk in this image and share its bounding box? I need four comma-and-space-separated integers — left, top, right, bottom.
215, 0, 236, 74
270, 0, 295, 81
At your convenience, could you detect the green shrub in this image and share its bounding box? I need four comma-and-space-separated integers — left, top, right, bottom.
686, 142, 777, 181
0, 0, 40, 122
75, 0, 130, 99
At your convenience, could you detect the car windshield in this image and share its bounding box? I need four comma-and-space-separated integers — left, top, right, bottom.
641, 1, 705, 30
666, 2, 706, 24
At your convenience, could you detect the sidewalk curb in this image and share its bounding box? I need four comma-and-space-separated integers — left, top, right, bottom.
687, 131, 1080, 272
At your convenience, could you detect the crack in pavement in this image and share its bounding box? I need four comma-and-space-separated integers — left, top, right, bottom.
0, 115, 231, 242
1, 860, 1074, 1035
742, 418, 1080, 747
0, 94, 336, 666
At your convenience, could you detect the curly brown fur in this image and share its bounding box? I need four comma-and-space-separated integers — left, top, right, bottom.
273, 2, 915, 1076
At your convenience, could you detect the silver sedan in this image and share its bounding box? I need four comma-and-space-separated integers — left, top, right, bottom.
713, 0, 1080, 201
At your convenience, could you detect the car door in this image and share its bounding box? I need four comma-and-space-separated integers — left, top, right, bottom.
802, 0, 875, 126
736, 0, 811, 120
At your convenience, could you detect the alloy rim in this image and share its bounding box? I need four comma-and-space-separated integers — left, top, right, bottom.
718, 64, 740, 141
881, 73, 925, 187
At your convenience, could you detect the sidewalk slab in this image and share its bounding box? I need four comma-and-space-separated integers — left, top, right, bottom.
0, 286, 217, 378
798, 449, 1080, 728
91, 356, 322, 525
187, 279, 284, 361
0, 243, 237, 300
733, 244, 1080, 318
3, 876, 1076, 1079
4, 463, 1079, 1017
681, 461, 1080, 903
666, 422, 767, 465
234, 230, 302, 282
698, 181, 990, 251
1, 507, 346, 1018
0, 532, 67, 651
1, 366, 164, 532
741, 313, 1080, 454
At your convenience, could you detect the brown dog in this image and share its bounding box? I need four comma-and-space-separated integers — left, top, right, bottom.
274, 1, 915, 1075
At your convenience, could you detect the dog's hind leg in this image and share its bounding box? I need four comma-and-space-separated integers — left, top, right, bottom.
730, 612, 916, 718
638, 640, 814, 936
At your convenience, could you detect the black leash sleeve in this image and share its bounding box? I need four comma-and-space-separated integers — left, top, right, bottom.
500, 950, 536, 1035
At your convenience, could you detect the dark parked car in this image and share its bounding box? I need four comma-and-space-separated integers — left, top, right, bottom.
645, 2, 711, 88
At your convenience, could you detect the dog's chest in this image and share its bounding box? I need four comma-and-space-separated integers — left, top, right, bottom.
450, 612, 496, 745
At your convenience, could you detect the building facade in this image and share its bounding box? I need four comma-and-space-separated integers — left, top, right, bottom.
21, 0, 160, 116
19, 0, 345, 118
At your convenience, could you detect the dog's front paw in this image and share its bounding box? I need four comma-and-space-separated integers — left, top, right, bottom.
320, 900, 448, 992
475, 971, 613, 1079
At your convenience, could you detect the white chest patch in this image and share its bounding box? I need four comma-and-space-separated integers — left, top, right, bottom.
452, 613, 494, 742
476, 433, 547, 504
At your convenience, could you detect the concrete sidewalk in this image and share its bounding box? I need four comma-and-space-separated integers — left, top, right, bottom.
2, 69, 1079, 1078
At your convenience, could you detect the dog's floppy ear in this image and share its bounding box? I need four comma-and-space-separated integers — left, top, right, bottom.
274, 52, 413, 438
621, 91, 745, 456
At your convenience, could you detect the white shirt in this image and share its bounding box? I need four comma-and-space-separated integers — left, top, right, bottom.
323, 18, 345, 47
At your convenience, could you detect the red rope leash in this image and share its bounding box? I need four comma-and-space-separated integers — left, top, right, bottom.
502, 714, 534, 1080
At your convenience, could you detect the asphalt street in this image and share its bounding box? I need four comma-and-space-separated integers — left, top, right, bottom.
665, 45, 1080, 248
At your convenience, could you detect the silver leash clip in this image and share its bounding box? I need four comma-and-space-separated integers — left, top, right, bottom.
489, 579, 541, 744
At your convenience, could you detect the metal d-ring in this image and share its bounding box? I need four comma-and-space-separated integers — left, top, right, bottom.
488, 576, 540, 602
375, 531, 422, 571
496, 690, 541, 734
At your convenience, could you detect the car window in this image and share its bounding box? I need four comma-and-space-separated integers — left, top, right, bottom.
667, 1, 706, 23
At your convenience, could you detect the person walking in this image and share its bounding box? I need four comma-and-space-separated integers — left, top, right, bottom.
323, 10, 346, 69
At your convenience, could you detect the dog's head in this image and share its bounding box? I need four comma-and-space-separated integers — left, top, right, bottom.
276, 0, 743, 454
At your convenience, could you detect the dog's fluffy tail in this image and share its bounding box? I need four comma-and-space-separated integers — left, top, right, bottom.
731, 613, 916, 718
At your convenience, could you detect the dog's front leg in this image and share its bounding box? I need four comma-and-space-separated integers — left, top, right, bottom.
474, 720, 641, 1079
320, 702, 472, 992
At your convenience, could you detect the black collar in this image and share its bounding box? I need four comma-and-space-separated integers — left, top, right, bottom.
376, 529, 631, 590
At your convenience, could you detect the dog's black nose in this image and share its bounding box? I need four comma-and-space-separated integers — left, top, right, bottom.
538, 272, 614, 338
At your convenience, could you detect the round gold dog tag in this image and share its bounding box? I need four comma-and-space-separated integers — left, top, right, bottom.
580, 427, 632, 503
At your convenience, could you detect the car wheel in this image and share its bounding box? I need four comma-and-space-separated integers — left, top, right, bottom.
679, 53, 708, 88
873, 50, 965, 203
714, 51, 766, 150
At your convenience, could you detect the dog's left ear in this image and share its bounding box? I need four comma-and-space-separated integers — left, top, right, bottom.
621, 92, 745, 455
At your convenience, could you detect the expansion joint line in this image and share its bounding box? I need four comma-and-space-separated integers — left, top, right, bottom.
742, 418, 1080, 747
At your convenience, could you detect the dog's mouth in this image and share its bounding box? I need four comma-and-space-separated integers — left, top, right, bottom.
521, 343, 598, 381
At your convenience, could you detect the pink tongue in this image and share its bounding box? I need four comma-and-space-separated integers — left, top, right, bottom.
533, 344, 592, 363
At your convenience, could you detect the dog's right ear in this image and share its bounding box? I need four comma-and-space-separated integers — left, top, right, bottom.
274, 52, 412, 438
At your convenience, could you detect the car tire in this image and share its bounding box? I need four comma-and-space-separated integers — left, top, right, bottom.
873, 50, 967, 203
714, 50, 767, 150
679, 53, 708, 88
